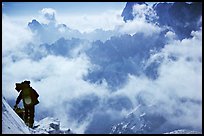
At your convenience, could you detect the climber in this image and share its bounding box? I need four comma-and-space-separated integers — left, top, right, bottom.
14, 80, 39, 128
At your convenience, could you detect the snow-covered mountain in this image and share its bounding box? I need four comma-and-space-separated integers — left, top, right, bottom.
121, 2, 202, 39
121, 2, 148, 22
110, 104, 166, 134
2, 97, 74, 134
85, 32, 167, 90
27, 19, 117, 43
110, 104, 202, 134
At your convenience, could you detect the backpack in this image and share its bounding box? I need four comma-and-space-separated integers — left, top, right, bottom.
31, 88, 40, 105
22, 87, 39, 106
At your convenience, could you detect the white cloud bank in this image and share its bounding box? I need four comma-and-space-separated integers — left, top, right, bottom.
2, 15, 34, 53
40, 8, 57, 24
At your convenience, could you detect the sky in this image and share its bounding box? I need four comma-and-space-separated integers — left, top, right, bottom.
2, 2, 126, 15
2, 2, 159, 16
2, 2, 202, 134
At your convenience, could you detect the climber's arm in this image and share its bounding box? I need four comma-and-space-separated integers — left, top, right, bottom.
15, 92, 22, 105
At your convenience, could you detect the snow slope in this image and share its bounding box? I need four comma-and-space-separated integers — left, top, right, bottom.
2, 97, 31, 134
2, 96, 74, 134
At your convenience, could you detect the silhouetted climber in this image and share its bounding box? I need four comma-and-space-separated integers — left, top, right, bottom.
14, 80, 39, 128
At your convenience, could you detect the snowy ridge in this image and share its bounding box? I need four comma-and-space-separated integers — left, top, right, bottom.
164, 129, 202, 134
2, 97, 31, 134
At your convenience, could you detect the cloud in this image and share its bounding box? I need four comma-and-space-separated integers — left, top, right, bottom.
26, 9, 123, 43
118, 19, 161, 36
57, 10, 124, 33
28, 6, 161, 44
35, 6, 162, 43
40, 8, 56, 24
2, 52, 110, 133
3, 54, 107, 103
114, 28, 202, 129
2, 14, 34, 53
2, 14, 38, 99
118, 4, 161, 36
132, 4, 158, 21
165, 31, 176, 40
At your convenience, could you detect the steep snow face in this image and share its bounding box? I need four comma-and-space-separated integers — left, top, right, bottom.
2, 97, 31, 134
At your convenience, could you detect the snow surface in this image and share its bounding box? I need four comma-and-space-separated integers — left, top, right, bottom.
2, 97, 31, 134
32, 117, 74, 134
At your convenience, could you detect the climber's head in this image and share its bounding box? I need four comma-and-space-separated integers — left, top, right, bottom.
15, 83, 22, 92
22, 80, 30, 85
15, 80, 31, 92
